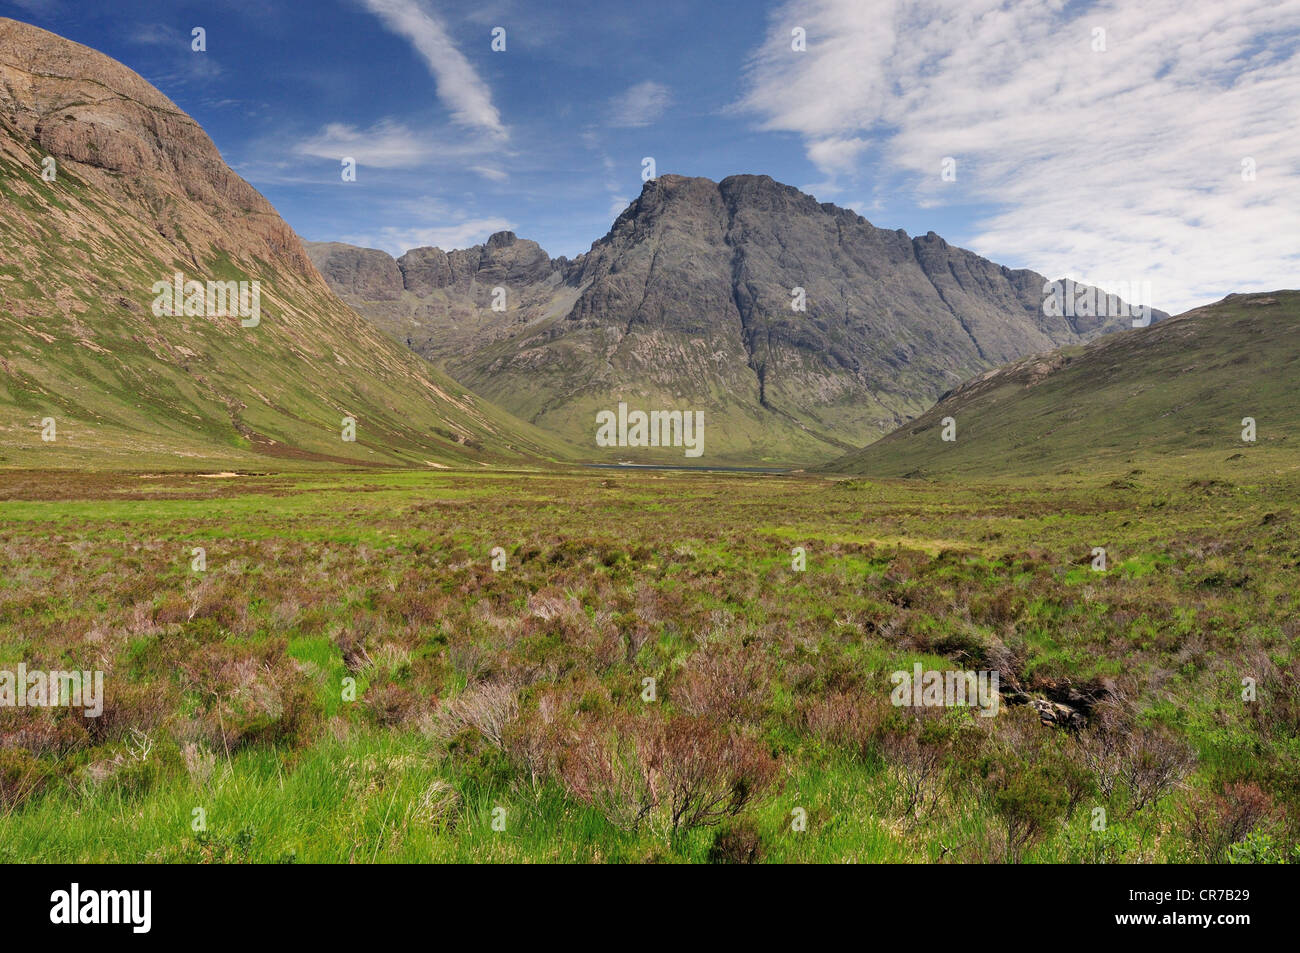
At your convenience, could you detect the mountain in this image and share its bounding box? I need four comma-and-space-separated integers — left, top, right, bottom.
309, 174, 1161, 466
0, 18, 559, 469
824, 291, 1299, 479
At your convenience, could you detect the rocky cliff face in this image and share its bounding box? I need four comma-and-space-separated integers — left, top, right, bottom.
0, 17, 555, 467
0, 18, 310, 277
399, 231, 560, 293
312, 175, 1161, 465
307, 243, 404, 301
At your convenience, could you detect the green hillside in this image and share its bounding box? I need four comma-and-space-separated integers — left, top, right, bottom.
0, 18, 562, 471
826, 292, 1300, 481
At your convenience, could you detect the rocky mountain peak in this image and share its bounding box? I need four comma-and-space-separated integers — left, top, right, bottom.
0, 17, 313, 278
313, 172, 1164, 464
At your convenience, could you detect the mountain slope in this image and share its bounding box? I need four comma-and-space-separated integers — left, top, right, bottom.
824, 291, 1299, 479
310, 174, 1159, 466
0, 18, 559, 469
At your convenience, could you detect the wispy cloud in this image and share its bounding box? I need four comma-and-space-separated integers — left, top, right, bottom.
292, 118, 501, 169
341, 218, 517, 255
359, 0, 506, 138
126, 21, 222, 86
470, 165, 509, 182
295, 119, 434, 168
580, 129, 634, 224
736, 0, 1300, 312
609, 80, 672, 128
607, 194, 631, 219
125, 23, 180, 46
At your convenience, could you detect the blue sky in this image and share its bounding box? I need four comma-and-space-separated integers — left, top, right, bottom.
4, 0, 1298, 312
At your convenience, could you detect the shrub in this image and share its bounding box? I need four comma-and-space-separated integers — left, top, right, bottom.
881, 714, 952, 820
674, 642, 769, 723
1120, 724, 1194, 813
707, 819, 763, 864
1182, 781, 1280, 863
1073, 700, 1194, 813
977, 711, 1085, 860
803, 689, 887, 756
439, 681, 519, 749
0, 748, 54, 810
654, 716, 777, 833
559, 714, 777, 835
363, 683, 424, 727
992, 764, 1070, 862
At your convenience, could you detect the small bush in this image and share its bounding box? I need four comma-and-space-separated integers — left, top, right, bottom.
559, 714, 778, 835
707, 819, 763, 864
0, 748, 54, 810
1182, 782, 1281, 863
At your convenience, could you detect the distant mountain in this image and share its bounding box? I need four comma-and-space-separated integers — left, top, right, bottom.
0, 18, 558, 469
823, 291, 1299, 479
309, 174, 1161, 465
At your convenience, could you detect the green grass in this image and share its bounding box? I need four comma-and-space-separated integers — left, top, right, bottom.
828, 291, 1300, 481
0, 464, 1297, 863
0, 133, 568, 472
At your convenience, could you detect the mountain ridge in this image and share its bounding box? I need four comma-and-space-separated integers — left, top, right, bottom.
311, 173, 1164, 465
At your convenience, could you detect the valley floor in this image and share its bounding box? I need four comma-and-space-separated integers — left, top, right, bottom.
0, 467, 1296, 863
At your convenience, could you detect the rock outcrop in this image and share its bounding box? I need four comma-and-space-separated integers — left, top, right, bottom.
312, 175, 1161, 465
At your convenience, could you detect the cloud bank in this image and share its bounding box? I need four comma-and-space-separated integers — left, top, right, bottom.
737, 0, 1300, 312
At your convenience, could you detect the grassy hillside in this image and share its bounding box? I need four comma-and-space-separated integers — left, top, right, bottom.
826, 292, 1300, 481
0, 19, 563, 470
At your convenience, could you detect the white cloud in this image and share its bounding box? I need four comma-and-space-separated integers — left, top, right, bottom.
295, 119, 432, 168
736, 0, 1300, 312
471, 165, 509, 182
805, 136, 869, 176
126, 24, 182, 46
609, 81, 672, 127
343, 218, 517, 256
292, 119, 502, 169
126, 22, 223, 85
360, 0, 506, 138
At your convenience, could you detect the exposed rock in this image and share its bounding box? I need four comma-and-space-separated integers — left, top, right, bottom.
0, 17, 311, 278
1001, 678, 1111, 731
1031, 698, 1088, 730
315, 175, 1161, 464
0, 17, 551, 468
397, 233, 556, 294
304, 243, 403, 300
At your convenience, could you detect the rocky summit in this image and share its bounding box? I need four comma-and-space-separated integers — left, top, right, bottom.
310, 174, 1161, 466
